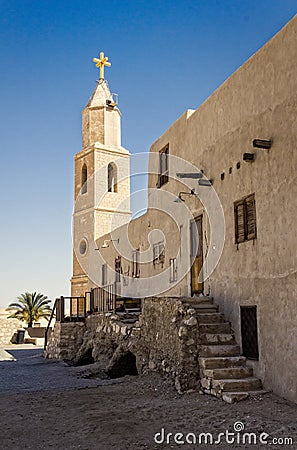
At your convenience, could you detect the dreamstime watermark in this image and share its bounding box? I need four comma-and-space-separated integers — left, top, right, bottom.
154, 421, 294, 446
73, 152, 225, 296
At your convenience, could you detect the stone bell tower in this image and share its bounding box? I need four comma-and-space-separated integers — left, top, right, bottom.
71, 52, 131, 296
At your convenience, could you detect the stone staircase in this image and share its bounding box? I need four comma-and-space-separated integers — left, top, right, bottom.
181, 296, 262, 403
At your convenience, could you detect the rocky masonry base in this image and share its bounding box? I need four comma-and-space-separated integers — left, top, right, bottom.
45, 296, 263, 402
45, 297, 202, 392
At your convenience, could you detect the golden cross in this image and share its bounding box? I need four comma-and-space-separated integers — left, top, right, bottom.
93, 51, 111, 79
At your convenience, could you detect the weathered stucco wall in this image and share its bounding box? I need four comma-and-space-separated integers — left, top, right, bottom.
86, 16, 297, 403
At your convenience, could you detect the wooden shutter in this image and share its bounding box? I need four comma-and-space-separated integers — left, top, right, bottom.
234, 202, 245, 243
246, 195, 256, 240
132, 250, 140, 277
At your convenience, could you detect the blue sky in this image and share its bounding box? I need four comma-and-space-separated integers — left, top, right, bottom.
0, 0, 296, 307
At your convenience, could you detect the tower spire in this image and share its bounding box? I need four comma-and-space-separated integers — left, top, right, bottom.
93, 51, 111, 79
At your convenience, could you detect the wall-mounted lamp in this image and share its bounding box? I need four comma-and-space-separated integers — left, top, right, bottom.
252, 139, 272, 149
100, 239, 119, 249
243, 152, 255, 162
174, 190, 195, 202
198, 179, 212, 186
176, 172, 203, 179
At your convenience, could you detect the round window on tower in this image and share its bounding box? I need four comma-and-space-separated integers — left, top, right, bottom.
79, 238, 88, 256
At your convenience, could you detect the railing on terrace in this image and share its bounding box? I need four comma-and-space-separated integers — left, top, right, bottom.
44, 284, 141, 350
90, 283, 117, 314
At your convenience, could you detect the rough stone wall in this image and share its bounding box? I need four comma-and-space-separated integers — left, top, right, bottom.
45, 322, 86, 360
136, 297, 200, 392
0, 317, 22, 345
45, 298, 201, 392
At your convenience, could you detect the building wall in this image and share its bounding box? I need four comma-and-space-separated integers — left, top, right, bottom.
0, 309, 22, 345
0, 308, 52, 345
93, 16, 297, 402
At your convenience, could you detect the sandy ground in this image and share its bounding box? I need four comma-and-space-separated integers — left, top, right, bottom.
0, 348, 296, 450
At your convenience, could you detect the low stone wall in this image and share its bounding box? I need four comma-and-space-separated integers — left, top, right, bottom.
45, 322, 86, 360
0, 316, 22, 345
45, 298, 201, 392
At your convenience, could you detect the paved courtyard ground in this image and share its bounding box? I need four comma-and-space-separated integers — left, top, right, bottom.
0, 347, 296, 449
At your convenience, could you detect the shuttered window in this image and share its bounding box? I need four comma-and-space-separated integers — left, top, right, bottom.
115, 256, 122, 282
157, 144, 169, 188
153, 242, 165, 266
234, 194, 256, 244
132, 249, 140, 278
169, 258, 177, 282
102, 264, 107, 286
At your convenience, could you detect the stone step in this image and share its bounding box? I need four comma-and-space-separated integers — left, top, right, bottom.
120, 318, 138, 324
200, 333, 235, 345
191, 307, 219, 314
201, 366, 253, 379
199, 344, 240, 357
211, 377, 262, 393
199, 323, 231, 334
221, 392, 250, 404
196, 313, 226, 324
181, 296, 214, 304
189, 304, 218, 311
199, 356, 246, 369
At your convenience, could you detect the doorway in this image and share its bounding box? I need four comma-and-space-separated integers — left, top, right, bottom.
190, 215, 204, 295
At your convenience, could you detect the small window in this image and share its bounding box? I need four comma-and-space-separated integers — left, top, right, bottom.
169, 258, 177, 282
132, 249, 140, 278
81, 164, 87, 194
234, 194, 257, 244
153, 242, 165, 267
79, 239, 88, 256
102, 264, 107, 286
115, 256, 122, 282
108, 163, 118, 193
241, 306, 259, 360
157, 144, 169, 188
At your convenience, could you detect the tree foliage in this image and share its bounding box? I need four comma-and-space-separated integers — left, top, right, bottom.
7, 292, 52, 327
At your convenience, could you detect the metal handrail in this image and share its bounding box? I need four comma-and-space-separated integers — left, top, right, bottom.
44, 298, 57, 350
91, 283, 117, 314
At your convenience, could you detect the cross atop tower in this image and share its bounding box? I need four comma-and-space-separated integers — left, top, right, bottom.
93, 52, 111, 79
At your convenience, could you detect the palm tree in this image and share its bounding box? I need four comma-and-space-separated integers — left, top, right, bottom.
7, 292, 52, 327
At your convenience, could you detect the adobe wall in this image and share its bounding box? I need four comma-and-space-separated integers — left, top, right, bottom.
91, 16, 297, 403
146, 16, 297, 402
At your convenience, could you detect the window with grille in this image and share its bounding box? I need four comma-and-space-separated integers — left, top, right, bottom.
153, 242, 165, 267
102, 264, 107, 286
157, 144, 169, 188
241, 306, 259, 360
169, 258, 177, 282
234, 194, 256, 244
115, 256, 122, 282
132, 249, 140, 278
